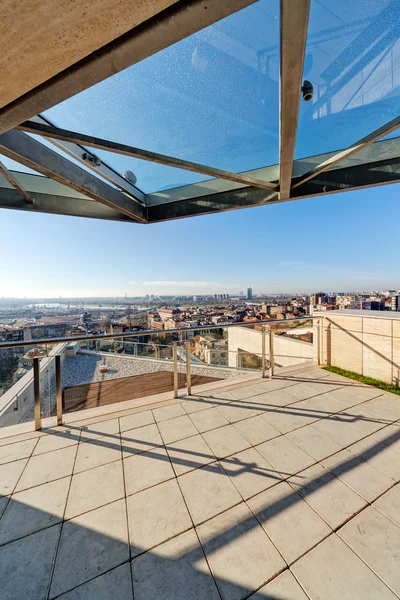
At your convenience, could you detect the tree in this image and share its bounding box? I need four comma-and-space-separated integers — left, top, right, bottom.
100, 317, 111, 332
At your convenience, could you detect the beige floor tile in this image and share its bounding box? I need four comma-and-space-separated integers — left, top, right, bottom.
289, 463, 367, 529
373, 484, 400, 527
0, 459, 28, 497
250, 570, 309, 599
203, 424, 251, 459
340, 407, 389, 435
348, 435, 400, 481
356, 398, 400, 423
261, 389, 299, 407
257, 436, 314, 478
292, 533, 397, 600
0, 438, 36, 466
221, 447, 282, 500
322, 448, 394, 502
0, 477, 70, 544
378, 393, 400, 415
313, 415, 365, 446
292, 395, 345, 421
372, 423, 400, 453
230, 385, 262, 400
57, 563, 133, 600
131, 529, 220, 600
124, 447, 175, 496
120, 410, 154, 433
158, 415, 198, 444
50, 499, 129, 599
79, 418, 120, 441
0, 496, 8, 518
283, 383, 317, 401
324, 388, 365, 409
233, 415, 280, 445
260, 406, 310, 434
248, 481, 331, 564
75, 434, 121, 472
181, 397, 214, 414
217, 402, 261, 424
128, 479, 192, 557
65, 460, 124, 519
33, 426, 79, 455
153, 403, 186, 422
197, 502, 285, 600
15, 446, 76, 492
338, 507, 400, 595
166, 434, 216, 476
189, 407, 229, 433
179, 462, 242, 525
0, 430, 44, 448
122, 423, 163, 458
287, 423, 343, 461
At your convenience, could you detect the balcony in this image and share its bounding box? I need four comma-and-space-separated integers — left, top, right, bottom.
0, 359, 399, 599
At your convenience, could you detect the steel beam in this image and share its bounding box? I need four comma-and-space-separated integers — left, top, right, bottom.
19, 121, 278, 191
292, 115, 400, 190
279, 0, 310, 200
0, 130, 147, 222
0, 0, 257, 134
0, 160, 33, 204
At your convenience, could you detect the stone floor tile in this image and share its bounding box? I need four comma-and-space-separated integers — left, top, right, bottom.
261, 389, 299, 407
292, 395, 345, 421
338, 506, 400, 595
197, 502, 286, 600
372, 423, 400, 453
249, 570, 309, 599
0, 477, 70, 544
292, 533, 397, 600
378, 393, 400, 415
289, 463, 367, 529
57, 563, 133, 600
233, 415, 280, 446
217, 402, 261, 424
153, 403, 186, 422
340, 407, 389, 435
356, 398, 400, 423
286, 423, 343, 461
203, 424, 251, 459
324, 388, 365, 409
65, 460, 124, 519
120, 410, 154, 433
179, 462, 242, 525
181, 396, 214, 414
230, 385, 262, 400
247, 481, 331, 564
15, 446, 76, 492
321, 448, 394, 502
346, 386, 385, 401
50, 499, 129, 599
122, 423, 163, 458
260, 406, 310, 434
79, 418, 119, 441
283, 383, 317, 401
207, 390, 237, 402
33, 426, 80, 455
373, 484, 400, 527
0, 458, 28, 497
313, 415, 365, 446
0, 524, 61, 600
257, 436, 314, 478
189, 407, 229, 433
124, 447, 175, 496
128, 479, 192, 557
348, 435, 400, 481
0, 438, 36, 466
75, 434, 121, 472
221, 447, 282, 500
0, 496, 8, 518
158, 415, 198, 444
166, 434, 216, 476
131, 529, 220, 600
0, 430, 44, 448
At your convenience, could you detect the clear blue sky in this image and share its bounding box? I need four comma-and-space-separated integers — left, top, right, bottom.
1, 183, 399, 298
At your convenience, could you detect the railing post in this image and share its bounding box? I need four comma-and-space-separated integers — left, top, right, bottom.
269, 328, 275, 379
55, 354, 62, 426
186, 340, 192, 396
173, 341, 178, 399
33, 357, 41, 430
261, 327, 266, 378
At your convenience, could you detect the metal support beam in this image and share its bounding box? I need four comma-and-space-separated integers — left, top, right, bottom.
55, 354, 63, 426
33, 357, 41, 430
0, 0, 257, 134
279, 0, 310, 200
261, 328, 266, 378
0, 130, 147, 222
269, 329, 275, 379
0, 160, 33, 204
292, 115, 400, 190
19, 121, 278, 191
186, 340, 192, 396
173, 342, 179, 399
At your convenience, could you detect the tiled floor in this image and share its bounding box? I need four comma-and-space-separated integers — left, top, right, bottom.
1, 366, 400, 599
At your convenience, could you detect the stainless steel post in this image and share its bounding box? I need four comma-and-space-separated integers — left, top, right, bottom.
261, 327, 266, 378
33, 357, 41, 430
173, 341, 178, 399
186, 340, 191, 396
269, 329, 275, 379
55, 354, 62, 426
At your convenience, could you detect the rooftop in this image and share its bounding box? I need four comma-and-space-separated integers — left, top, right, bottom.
1, 365, 399, 599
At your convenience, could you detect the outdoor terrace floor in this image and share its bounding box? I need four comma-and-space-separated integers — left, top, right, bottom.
0, 366, 400, 599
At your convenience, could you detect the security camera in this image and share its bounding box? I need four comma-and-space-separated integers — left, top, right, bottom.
301, 80, 313, 102
124, 170, 138, 185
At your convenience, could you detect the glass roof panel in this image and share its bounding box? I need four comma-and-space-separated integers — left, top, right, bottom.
295, 0, 400, 160
43, 0, 279, 193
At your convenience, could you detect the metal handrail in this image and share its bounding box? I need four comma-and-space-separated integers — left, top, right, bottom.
0, 316, 316, 350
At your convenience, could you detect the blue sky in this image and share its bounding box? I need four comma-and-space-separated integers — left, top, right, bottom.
1, 183, 399, 298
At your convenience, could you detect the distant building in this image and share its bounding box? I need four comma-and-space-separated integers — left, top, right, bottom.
247, 287, 253, 300
391, 295, 400, 311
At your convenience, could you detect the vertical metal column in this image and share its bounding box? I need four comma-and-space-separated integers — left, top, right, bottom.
173, 341, 178, 399
55, 354, 62, 426
33, 357, 41, 430
269, 329, 275, 379
261, 327, 266, 378
186, 340, 192, 396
